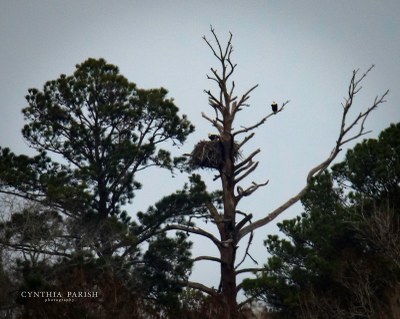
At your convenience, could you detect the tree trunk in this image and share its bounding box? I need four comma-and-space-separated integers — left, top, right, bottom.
219, 131, 239, 318
220, 246, 238, 318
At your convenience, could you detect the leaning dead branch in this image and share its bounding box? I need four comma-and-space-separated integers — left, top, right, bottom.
239, 66, 389, 240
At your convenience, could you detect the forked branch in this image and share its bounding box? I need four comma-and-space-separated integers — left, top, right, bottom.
238, 66, 388, 241
202, 26, 233, 64
203, 26, 261, 125
236, 180, 269, 201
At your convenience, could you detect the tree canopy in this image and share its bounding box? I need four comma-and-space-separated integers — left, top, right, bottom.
19, 58, 193, 217
242, 123, 400, 319
0, 58, 195, 318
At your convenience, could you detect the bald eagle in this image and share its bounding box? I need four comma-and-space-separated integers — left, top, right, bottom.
208, 133, 220, 141
271, 101, 278, 114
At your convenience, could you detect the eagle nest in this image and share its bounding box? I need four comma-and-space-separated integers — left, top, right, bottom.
189, 140, 241, 170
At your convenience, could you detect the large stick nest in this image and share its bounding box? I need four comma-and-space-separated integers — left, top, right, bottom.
189, 139, 241, 170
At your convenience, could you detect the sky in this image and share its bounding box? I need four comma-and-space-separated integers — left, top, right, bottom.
1, 0, 399, 297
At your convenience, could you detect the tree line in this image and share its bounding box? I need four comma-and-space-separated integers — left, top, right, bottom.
242, 122, 400, 318
0, 29, 396, 319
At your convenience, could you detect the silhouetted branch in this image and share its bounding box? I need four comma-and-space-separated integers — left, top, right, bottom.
235, 230, 255, 270
232, 85, 259, 113
239, 66, 388, 240
235, 213, 252, 231
235, 267, 268, 275
182, 280, 219, 297
194, 255, 222, 263
234, 100, 290, 136
164, 224, 221, 246
234, 149, 260, 171
236, 132, 255, 150
234, 162, 259, 184
201, 112, 223, 132
236, 180, 269, 201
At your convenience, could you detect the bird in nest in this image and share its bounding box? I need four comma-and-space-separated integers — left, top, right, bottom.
208, 133, 220, 141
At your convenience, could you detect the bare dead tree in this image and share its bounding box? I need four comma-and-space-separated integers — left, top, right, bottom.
0, 198, 72, 264
164, 27, 388, 318
355, 206, 400, 269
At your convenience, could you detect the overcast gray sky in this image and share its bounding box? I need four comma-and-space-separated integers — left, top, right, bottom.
1, 0, 399, 295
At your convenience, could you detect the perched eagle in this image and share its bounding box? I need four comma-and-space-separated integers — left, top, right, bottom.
271, 101, 278, 114
208, 133, 220, 141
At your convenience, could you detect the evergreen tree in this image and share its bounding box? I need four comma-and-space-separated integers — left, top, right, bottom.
0, 58, 194, 318
242, 123, 400, 319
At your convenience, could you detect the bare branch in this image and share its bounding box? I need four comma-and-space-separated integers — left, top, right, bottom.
234, 160, 255, 178
235, 213, 253, 231
236, 132, 255, 150
235, 149, 260, 171
205, 201, 224, 234
235, 267, 268, 275
232, 85, 259, 113
209, 68, 223, 84
193, 255, 222, 263
201, 112, 223, 131
1, 242, 72, 258
164, 224, 221, 246
234, 100, 290, 136
236, 180, 269, 202
213, 173, 222, 181
205, 89, 224, 112
235, 230, 256, 269
229, 81, 236, 102
223, 31, 234, 60
234, 162, 259, 184
181, 279, 219, 297
203, 26, 224, 62
340, 92, 388, 145
239, 67, 388, 240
